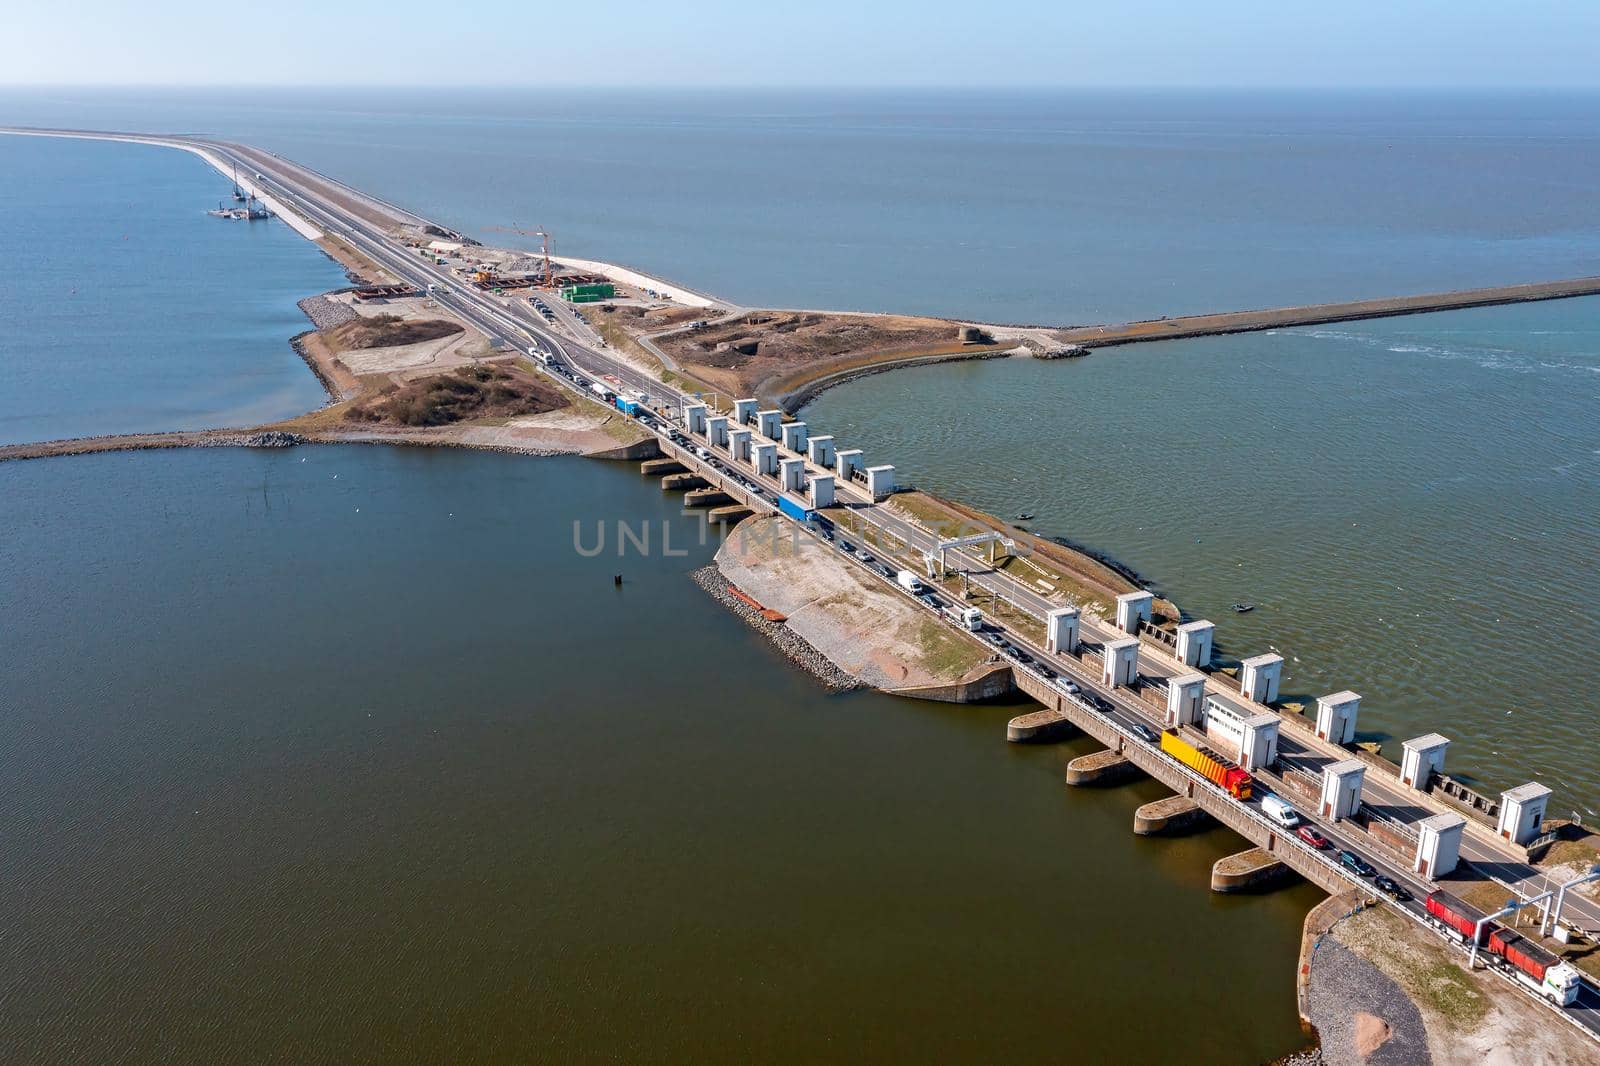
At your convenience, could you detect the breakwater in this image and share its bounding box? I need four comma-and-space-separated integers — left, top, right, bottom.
1056, 276, 1600, 348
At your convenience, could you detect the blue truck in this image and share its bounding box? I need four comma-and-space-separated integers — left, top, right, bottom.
776, 496, 815, 523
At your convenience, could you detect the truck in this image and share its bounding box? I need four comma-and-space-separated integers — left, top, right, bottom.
776, 496, 815, 523
615, 397, 643, 417
1425, 890, 1489, 944
589, 382, 614, 402
896, 570, 924, 595
1487, 928, 1582, 1006
942, 605, 982, 631
1159, 729, 1252, 799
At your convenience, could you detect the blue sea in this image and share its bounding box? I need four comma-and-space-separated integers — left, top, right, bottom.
0, 133, 347, 444
5, 87, 1600, 323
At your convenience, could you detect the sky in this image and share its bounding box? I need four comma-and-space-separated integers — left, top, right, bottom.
6, 1, 1600, 89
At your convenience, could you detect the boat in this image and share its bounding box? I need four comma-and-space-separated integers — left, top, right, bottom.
1015, 512, 1034, 521
1231, 602, 1255, 613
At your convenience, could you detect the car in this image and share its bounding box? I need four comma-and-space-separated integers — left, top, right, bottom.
1296, 826, 1329, 849
1338, 850, 1376, 878
1373, 875, 1412, 902
1014, 649, 1034, 664
1037, 666, 1056, 679
1060, 680, 1080, 695
1131, 723, 1158, 744
860, 553, 875, 564
840, 541, 855, 553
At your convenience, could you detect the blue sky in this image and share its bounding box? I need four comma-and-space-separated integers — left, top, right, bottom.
7, 0, 1600, 88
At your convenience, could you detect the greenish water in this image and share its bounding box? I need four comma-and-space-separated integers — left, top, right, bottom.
0, 447, 1321, 1063
804, 299, 1600, 810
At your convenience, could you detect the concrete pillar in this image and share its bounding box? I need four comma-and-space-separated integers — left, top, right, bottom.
809, 474, 835, 508
751, 441, 778, 477
1115, 590, 1153, 634
1399, 733, 1449, 790
1414, 812, 1466, 880
728, 428, 753, 462
1236, 713, 1280, 771
685, 403, 708, 437
1315, 691, 1361, 746
1101, 637, 1139, 689
1319, 759, 1365, 822
707, 415, 730, 449
1239, 653, 1283, 704
757, 409, 783, 441
1045, 607, 1080, 656
781, 422, 808, 454
1164, 672, 1206, 728
1200, 697, 1279, 771
1175, 620, 1215, 669
807, 435, 835, 468
836, 450, 864, 482
865, 465, 896, 501
1497, 783, 1552, 844
733, 397, 758, 426
780, 457, 806, 493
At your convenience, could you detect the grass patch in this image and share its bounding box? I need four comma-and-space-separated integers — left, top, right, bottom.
344, 365, 565, 427
326, 313, 463, 350
914, 618, 989, 678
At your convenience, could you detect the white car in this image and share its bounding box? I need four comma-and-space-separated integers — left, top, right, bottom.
1262, 794, 1301, 829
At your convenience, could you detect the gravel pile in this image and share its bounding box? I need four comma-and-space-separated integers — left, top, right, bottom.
195, 431, 308, 449
691, 564, 864, 692
1306, 938, 1430, 1066
297, 294, 359, 330
1268, 1047, 1324, 1066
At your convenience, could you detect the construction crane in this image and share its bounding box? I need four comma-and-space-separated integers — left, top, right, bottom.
485, 224, 555, 289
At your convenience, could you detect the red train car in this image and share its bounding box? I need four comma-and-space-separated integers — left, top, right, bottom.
1425, 891, 1489, 944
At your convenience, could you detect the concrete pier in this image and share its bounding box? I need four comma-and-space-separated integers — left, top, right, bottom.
1006, 708, 1078, 743
683, 487, 734, 507
640, 458, 686, 476
1211, 847, 1296, 893
1134, 796, 1212, 836
661, 472, 709, 491
1056, 275, 1600, 350
708, 504, 754, 524
1064, 749, 1140, 786
1009, 669, 1347, 893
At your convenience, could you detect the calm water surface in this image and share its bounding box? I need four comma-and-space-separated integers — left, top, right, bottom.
805, 299, 1600, 809
0, 134, 346, 445
0, 448, 1320, 1063
5, 87, 1600, 323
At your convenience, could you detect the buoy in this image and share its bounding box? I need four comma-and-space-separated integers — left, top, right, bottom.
614, 574, 623, 586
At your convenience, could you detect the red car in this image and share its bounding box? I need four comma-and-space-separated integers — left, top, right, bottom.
1298, 825, 1329, 849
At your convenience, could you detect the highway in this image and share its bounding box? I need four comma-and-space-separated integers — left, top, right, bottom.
53, 130, 1599, 1039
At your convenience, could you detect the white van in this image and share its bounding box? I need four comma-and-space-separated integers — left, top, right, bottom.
1262, 794, 1300, 829
896, 570, 923, 595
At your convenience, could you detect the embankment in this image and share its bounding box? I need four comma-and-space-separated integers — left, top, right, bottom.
1056, 276, 1600, 349
708, 515, 1009, 701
